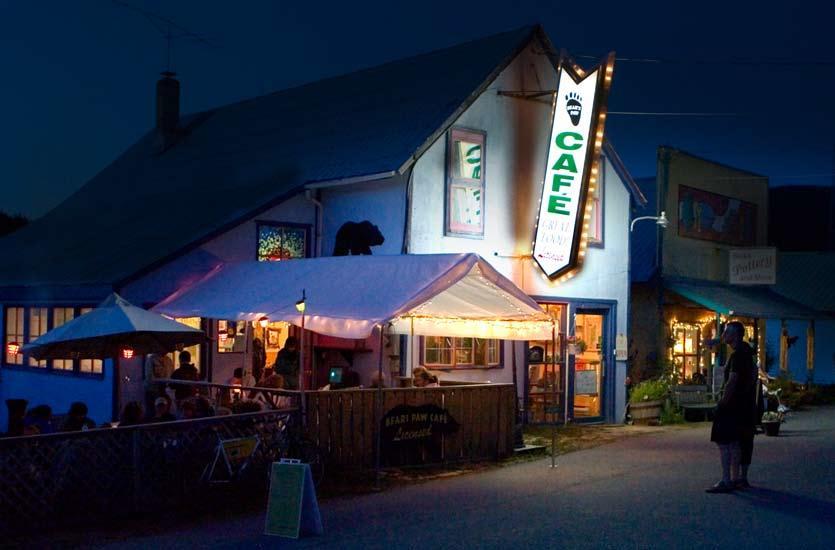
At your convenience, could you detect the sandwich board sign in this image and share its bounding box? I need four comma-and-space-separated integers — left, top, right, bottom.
264, 460, 323, 538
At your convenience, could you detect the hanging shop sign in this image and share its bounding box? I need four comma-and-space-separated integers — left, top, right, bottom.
729, 248, 776, 285
533, 53, 616, 280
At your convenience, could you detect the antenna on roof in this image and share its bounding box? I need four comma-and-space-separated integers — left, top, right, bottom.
111, 0, 216, 72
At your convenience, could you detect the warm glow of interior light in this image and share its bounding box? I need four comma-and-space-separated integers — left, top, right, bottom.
7, 342, 20, 356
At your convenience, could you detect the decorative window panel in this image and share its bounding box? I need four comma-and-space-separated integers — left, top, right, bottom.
446, 128, 485, 236
257, 224, 309, 262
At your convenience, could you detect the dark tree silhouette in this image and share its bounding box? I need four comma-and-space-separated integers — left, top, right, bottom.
0, 211, 28, 237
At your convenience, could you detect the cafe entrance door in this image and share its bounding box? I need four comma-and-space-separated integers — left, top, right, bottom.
572, 311, 607, 421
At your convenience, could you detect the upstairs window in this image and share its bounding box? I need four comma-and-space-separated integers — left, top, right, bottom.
445, 128, 485, 237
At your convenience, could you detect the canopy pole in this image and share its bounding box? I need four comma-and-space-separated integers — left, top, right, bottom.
300, 310, 307, 428
374, 325, 385, 490
410, 316, 415, 379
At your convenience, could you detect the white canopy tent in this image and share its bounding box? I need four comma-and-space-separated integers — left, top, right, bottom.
154, 253, 553, 340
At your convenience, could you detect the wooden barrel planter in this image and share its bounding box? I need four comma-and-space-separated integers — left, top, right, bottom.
630, 399, 664, 424
763, 421, 781, 436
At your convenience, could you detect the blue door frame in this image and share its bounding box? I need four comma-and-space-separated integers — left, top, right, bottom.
570, 302, 616, 423
528, 297, 618, 424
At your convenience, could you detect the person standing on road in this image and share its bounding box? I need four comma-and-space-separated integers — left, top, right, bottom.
706, 321, 757, 493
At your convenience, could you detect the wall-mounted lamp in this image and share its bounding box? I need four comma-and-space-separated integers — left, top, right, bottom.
630, 211, 668, 232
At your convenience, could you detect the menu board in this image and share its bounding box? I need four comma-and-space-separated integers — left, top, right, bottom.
575, 370, 598, 395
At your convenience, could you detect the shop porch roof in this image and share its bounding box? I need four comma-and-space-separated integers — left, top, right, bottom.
665, 278, 821, 320
0, 26, 542, 289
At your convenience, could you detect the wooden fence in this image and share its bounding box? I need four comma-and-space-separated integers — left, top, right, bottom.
305, 383, 516, 470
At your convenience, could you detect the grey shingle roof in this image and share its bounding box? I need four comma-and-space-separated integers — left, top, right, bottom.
0, 26, 540, 288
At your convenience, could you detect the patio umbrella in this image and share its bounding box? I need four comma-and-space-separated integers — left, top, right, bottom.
23, 293, 207, 360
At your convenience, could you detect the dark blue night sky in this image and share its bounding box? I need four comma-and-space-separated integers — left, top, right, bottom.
2, 0, 833, 218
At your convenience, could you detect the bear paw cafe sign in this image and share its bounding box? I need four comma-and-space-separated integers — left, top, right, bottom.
381, 404, 459, 444
533, 53, 616, 280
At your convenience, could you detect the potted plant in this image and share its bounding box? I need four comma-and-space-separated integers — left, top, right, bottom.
761, 411, 783, 436
629, 378, 669, 424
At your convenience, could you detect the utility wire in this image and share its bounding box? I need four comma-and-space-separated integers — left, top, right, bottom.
576, 54, 835, 66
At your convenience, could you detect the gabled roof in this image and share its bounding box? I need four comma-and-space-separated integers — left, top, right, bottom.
773, 252, 835, 313
0, 26, 543, 289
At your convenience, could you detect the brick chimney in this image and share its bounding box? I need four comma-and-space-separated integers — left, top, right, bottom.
156, 71, 180, 139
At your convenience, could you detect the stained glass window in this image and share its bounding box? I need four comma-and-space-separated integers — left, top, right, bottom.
257, 224, 308, 262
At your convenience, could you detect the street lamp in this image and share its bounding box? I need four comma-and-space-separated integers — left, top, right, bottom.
630, 211, 668, 232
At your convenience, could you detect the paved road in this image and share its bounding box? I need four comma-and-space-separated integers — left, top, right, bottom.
58, 407, 835, 549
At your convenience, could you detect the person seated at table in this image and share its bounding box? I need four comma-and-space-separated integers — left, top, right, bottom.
61, 401, 96, 431
413, 366, 440, 388
258, 366, 284, 389
193, 396, 214, 418
24, 404, 55, 435
150, 396, 176, 423
119, 401, 144, 427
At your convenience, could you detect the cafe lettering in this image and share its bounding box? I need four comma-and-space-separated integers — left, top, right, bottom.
532, 55, 615, 280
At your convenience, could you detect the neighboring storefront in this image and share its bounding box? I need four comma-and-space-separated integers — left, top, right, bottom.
630, 149, 818, 390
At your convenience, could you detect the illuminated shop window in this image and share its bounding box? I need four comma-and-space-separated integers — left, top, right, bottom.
671, 322, 701, 382
424, 336, 500, 368
4, 307, 24, 365
446, 128, 485, 236
28, 308, 48, 368
52, 307, 75, 371
78, 307, 103, 374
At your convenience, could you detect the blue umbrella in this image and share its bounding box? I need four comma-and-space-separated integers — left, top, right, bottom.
23, 293, 206, 360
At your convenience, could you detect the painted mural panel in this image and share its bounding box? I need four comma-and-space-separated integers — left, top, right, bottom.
677, 185, 756, 246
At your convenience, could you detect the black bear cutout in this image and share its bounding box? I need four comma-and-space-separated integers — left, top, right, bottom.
332, 221, 385, 256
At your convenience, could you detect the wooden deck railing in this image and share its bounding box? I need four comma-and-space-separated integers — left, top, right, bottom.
305, 383, 516, 470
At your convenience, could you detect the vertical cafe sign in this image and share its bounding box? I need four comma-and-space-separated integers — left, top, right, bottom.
533, 53, 616, 280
